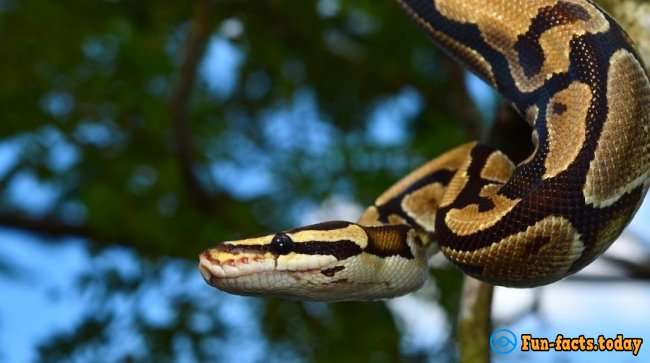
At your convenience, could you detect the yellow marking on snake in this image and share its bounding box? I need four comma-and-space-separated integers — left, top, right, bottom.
435, 0, 609, 92
442, 215, 584, 286
375, 142, 474, 206
445, 193, 520, 236
544, 82, 591, 179
291, 224, 369, 247
402, 182, 445, 231
584, 49, 650, 208
481, 151, 515, 183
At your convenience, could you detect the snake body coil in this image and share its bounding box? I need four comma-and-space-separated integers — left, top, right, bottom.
199, 0, 650, 301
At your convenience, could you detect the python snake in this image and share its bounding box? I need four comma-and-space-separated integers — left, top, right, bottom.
199, 0, 650, 301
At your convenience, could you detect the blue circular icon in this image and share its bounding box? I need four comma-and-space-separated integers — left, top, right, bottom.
490, 328, 517, 354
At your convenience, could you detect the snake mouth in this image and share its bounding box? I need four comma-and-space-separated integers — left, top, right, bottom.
198, 249, 338, 287
198, 251, 275, 284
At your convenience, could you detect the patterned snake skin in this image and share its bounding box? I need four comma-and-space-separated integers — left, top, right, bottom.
198, 0, 650, 301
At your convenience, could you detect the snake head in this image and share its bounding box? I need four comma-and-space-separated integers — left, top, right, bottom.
199, 220, 428, 301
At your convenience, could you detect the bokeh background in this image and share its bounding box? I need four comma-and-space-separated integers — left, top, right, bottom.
1, 1, 648, 362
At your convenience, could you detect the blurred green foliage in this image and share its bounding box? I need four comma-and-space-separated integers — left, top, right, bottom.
0, 0, 478, 361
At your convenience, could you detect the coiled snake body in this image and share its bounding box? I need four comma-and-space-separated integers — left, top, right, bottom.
199, 0, 650, 301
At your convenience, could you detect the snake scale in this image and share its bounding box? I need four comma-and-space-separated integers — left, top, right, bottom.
199, 0, 650, 301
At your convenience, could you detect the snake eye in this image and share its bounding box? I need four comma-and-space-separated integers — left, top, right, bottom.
270, 233, 293, 255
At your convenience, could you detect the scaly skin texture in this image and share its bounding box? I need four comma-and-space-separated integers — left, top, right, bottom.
199, 0, 650, 301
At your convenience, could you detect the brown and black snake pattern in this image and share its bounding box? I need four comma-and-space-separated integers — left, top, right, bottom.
379, 0, 650, 286
199, 0, 650, 300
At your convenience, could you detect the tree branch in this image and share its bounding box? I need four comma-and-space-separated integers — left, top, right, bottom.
439, 56, 486, 140
0, 212, 134, 252
170, 0, 219, 213
0, 213, 91, 238
598, 255, 650, 280
457, 278, 494, 363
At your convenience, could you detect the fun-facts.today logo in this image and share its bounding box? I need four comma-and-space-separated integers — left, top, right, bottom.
490, 328, 518, 354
